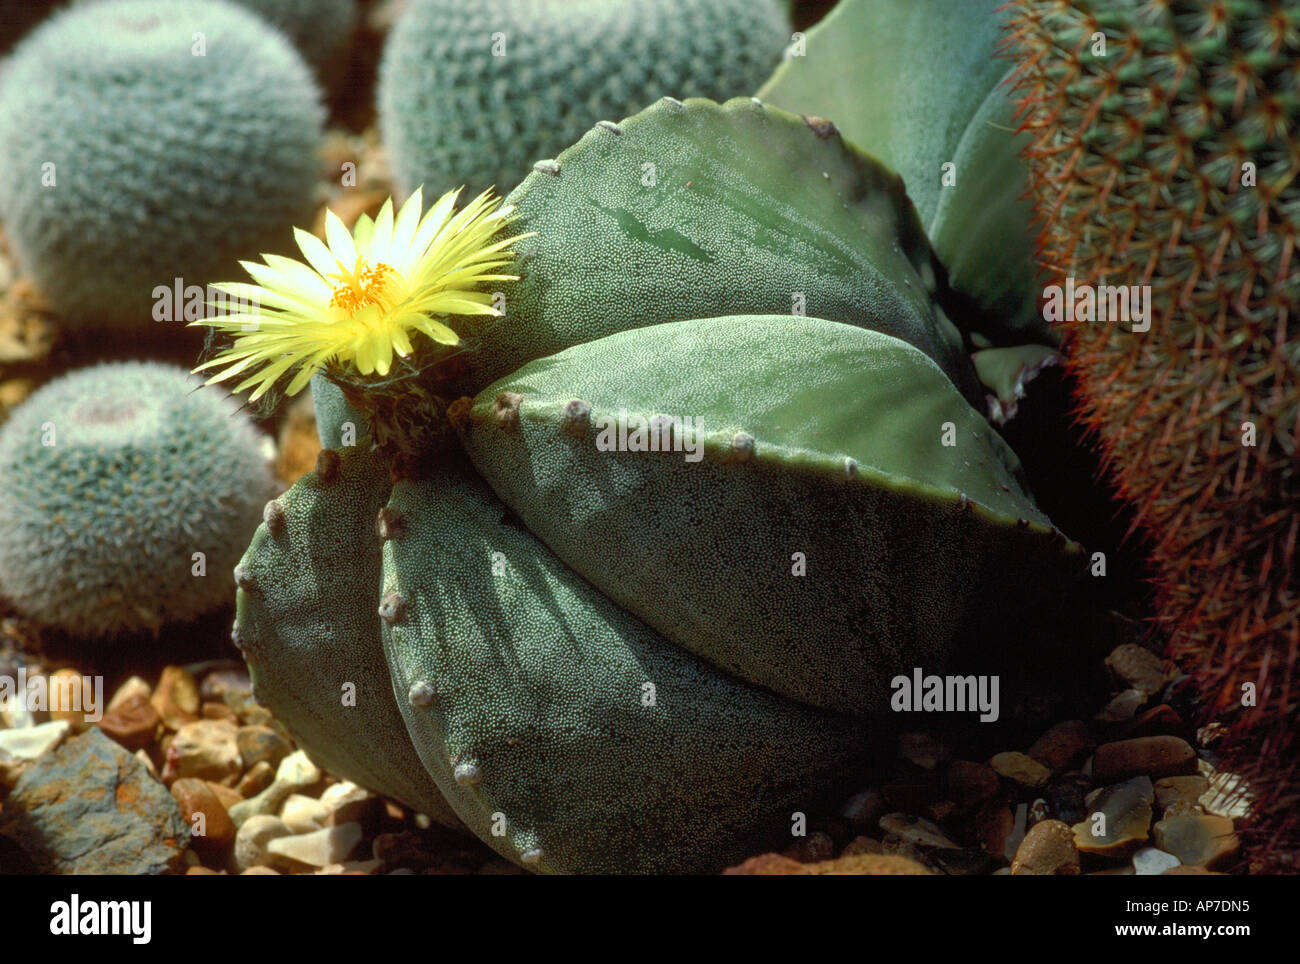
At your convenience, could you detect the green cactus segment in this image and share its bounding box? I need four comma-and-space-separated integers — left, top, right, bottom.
458, 315, 1081, 717
234, 447, 461, 829
757, 0, 1043, 342
379, 462, 870, 874
450, 96, 983, 408
309, 374, 369, 450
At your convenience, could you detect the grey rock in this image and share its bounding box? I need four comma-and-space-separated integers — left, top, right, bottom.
0, 729, 188, 874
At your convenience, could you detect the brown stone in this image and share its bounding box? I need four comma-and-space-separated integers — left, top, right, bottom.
236, 725, 293, 771
107, 676, 151, 712
206, 781, 244, 812
1027, 720, 1093, 771
236, 760, 275, 797
898, 731, 945, 770
96, 693, 160, 751
170, 778, 236, 856
800, 854, 931, 875
990, 751, 1051, 790
783, 831, 835, 863
1112, 704, 1188, 741
946, 760, 999, 807
924, 800, 959, 823
1011, 819, 1081, 875
841, 836, 883, 856
723, 853, 807, 875
166, 719, 241, 782
201, 702, 239, 724
1093, 736, 1197, 784
151, 666, 200, 731
724, 851, 930, 875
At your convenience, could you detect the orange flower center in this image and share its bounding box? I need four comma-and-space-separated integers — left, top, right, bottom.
328, 257, 396, 315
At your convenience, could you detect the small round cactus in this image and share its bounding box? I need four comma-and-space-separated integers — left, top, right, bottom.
0, 362, 278, 638
227, 0, 358, 78
377, 0, 792, 197
0, 0, 324, 327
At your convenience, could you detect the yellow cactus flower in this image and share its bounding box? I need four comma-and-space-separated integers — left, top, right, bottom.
192, 186, 529, 401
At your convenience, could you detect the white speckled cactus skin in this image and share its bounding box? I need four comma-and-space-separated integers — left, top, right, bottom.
233, 99, 1086, 872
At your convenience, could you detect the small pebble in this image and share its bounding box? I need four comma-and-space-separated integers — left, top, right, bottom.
107, 676, 151, 712
1113, 704, 1187, 740
1026, 720, 1092, 772
267, 822, 364, 869
96, 693, 160, 751
0, 720, 69, 763
1011, 819, 1080, 875
990, 751, 1051, 790
1092, 736, 1197, 784
201, 702, 240, 724
1153, 775, 1208, 813
1132, 846, 1181, 875
234, 814, 293, 871
281, 793, 330, 833
1044, 772, 1091, 824
236, 724, 293, 771
1094, 688, 1146, 723
46, 668, 98, 731
1105, 643, 1171, 696
840, 788, 887, 827
167, 719, 241, 783
1199, 771, 1252, 819
150, 666, 200, 731
841, 836, 883, 856
229, 750, 321, 826
878, 813, 959, 850
170, 778, 236, 856
898, 731, 945, 770
946, 760, 999, 807
1152, 814, 1238, 869
237, 760, 275, 798
1073, 776, 1154, 857
784, 830, 835, 863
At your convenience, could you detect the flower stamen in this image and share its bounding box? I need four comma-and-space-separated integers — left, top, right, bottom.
328, 257, 396, 314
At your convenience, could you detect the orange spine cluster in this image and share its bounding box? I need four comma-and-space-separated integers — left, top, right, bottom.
1004, 0, 1299, 870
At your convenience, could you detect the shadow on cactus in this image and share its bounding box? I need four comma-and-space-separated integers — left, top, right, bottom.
197, 97, 1093, 873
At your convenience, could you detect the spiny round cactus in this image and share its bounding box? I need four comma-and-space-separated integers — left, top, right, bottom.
227, 0, 358, 78
1008, 0, 1299, 870
377, 0, 792, 198
222, 98, 1089, 873
0, 362, 278, 638
0, 0, 324, 328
